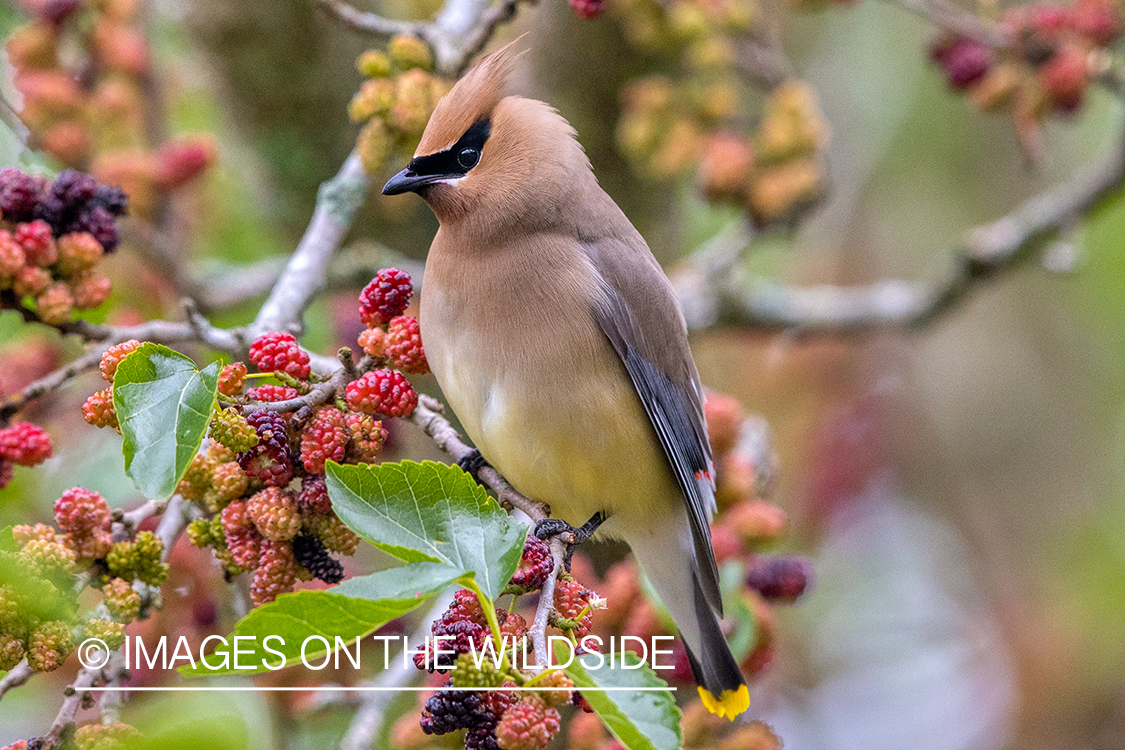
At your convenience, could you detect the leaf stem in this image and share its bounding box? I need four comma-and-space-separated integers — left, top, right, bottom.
462, 579, 506, 665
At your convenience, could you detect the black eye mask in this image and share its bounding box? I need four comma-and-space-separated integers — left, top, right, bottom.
407, 118, 491, 179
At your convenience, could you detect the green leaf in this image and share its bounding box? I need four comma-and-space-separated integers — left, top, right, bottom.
326, 461, 527, 600
113, 343, 220, 500
557, 642, 682, 750
181, 562, 461, 677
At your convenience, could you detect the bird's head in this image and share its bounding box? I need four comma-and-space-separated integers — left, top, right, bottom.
382, 41, 594, 231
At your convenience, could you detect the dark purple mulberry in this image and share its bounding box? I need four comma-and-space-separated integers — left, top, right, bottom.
293, 534, 344, 584
69, 206, 120, 253
0, 168, 45, 223
237, 411, 294, 487
92, 184, 128, 216
420, 689, 484, 735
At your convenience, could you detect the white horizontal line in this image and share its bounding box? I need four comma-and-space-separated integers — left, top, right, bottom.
81, 686, 675, 692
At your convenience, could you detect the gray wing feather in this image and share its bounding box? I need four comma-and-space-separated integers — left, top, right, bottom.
581, 235, 723, 616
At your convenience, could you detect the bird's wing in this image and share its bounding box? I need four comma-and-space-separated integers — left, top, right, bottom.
580, 231, 723, 616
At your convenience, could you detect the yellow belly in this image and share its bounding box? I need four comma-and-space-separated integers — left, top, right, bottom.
424, 299, 679, 536
419, 235, 682, 537
476, 370, 679, 535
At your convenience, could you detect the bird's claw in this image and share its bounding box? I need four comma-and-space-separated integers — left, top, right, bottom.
534, 512, 606, 571
456, 449, 490, 485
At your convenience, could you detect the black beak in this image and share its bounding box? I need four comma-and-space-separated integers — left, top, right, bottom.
381, 168, 447, 196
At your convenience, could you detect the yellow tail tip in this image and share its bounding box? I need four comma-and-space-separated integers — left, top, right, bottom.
697, 685, 750, 720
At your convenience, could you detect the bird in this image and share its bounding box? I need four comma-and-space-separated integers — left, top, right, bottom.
382, 43, 749, 720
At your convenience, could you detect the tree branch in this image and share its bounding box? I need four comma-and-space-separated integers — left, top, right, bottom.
678, 125, 1125, 334
314, 0, 423, 37
314, 0, 532, 77
251, 151, 370, 338
0, 313, 241, 423
35, 652, 128, 749
0, 661, 33, 702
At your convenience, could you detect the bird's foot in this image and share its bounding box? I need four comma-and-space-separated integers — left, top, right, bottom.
534, 512, 606, 571
456, 449, 490, 486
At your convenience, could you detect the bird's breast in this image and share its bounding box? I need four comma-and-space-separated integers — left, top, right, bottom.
420, 236, 677, 530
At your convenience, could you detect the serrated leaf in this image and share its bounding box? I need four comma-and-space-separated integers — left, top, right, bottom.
113, 343, 220, 500
182, 562, 461, 677
558, 642, 683, 750
326, 461, 527, 600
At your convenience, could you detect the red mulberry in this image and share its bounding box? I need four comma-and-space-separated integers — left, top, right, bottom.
385, 316, 429, 373
494, 696, 560, 750
0, 422, 53, 466
100, 339, 142, 382
506, 535, 552, 594
15, 220, 57, 267
344, 412, 387, 462
345, 369, 417, 418
248, 332, 311, 380
251, 540, 298, 606
300, 407, 349, 473
82, 388, 118, 429
245, 384, 299, 403
359, 268, 413, 326
218, 362, 247, 396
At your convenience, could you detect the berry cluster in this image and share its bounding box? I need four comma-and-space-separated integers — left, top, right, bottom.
81, 339, 142, 431
153, 273, 423, 607
609, 0, 828, 226
1, 487, 164, 675
396, 532, 593, 750
6, 1, 213, 216
698, 82, 829, 225
930, 0, 1122, 153
0, 168, 124, 325
350, 37, 451, 175
0, 420, 53, 489
180, 439, 362, 606
351, 268, 427, 409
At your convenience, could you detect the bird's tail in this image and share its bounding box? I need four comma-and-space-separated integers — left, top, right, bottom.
625, 512, 749, 720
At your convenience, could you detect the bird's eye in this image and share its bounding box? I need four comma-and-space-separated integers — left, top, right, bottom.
457, 147, 480, 170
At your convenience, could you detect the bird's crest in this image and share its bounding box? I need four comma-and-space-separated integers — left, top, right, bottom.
416, 38, 524, 157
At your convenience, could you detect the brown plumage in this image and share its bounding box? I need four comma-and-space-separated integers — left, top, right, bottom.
383, 44, 749, 719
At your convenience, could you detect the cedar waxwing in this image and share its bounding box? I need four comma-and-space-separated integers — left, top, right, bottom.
382, 45, 750, 719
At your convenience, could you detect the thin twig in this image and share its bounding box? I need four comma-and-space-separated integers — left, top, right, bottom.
882, 0, 1014, 47
35, 653, 127, 749
0, 661, 33, 702
530, 538, 566, 669
314, 0, 423, 37
0, 318, 239, 423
